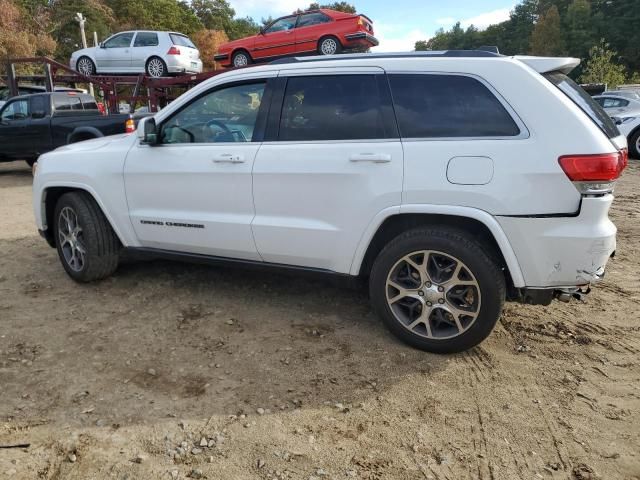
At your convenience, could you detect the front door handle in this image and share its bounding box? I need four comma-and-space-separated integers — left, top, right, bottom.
349, 153, 392, 163
213, 154, 245, 163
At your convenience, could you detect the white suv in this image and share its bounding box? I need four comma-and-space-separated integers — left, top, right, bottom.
33, 52, 628, 353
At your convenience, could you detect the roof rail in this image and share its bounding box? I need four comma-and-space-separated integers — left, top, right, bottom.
269, 50, 501, 65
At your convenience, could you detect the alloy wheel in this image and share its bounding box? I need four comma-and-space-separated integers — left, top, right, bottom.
233, 53, 248, 67
57, 206, 86, 272
320, 38, 338, 55
385, 250, 481, 340
147, 58, 165, 77
77, 58, 94, 76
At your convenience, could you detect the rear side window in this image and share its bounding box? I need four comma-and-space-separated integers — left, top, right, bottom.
54, 95, 82, 111
170, 34, 196, 48
81, 97, 99, 111
134, 32, 159, 47
545, 72, 619, 139
297, 12, 331, 27
279, 75, 388, 141
388, 74, 521, 138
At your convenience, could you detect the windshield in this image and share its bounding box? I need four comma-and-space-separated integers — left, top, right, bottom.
545, 71, 620, 139
170, 34, 196, 49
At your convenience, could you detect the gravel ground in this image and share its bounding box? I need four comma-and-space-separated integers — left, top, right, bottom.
0, 159, 639, 480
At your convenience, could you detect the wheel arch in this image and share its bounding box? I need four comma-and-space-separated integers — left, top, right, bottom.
231, 48, 252, 62
41, 185, 124, 248
319, 34, 342, 47
67, 127, 103, 145
351, 207, 525, 290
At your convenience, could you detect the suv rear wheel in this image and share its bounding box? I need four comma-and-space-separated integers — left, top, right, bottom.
369, 227, 505, 353
54, 192, 120, 282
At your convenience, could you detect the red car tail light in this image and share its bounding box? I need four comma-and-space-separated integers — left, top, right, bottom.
167, 46, 181, 55
558, 151, 627, 194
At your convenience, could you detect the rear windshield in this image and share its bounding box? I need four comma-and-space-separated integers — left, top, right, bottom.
545, 71, 619, 139
170, 34, 196, 49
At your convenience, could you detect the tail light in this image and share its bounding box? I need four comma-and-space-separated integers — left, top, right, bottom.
167, 46, 181, 55
558, 150, 627, 194
125, 115, 135, 133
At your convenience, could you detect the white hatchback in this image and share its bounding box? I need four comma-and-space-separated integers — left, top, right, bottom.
34, 51, 628, 353
70, 31, 203, 78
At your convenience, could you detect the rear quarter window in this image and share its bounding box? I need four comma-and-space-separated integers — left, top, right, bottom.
388, 74, 521, 138
54, 95, 82, 112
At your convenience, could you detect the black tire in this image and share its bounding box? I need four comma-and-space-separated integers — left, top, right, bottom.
369, 227, 505, 353
76, 56, 96, 76
318, 36, 342, 55
231, 50, 252, 68
629, 129, 640, 159
54, 191, 120, 282
146, 56, 168, 77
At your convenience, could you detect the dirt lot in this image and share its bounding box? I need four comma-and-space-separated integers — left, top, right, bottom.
0, 160, 639, 480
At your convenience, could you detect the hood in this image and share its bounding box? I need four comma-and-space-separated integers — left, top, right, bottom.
52, 133, 133, 153
70, 46, 97, 58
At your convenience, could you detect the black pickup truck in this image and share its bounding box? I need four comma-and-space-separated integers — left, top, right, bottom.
0, 91, 133, 166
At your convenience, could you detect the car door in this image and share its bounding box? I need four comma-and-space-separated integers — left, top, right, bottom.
253, 16, 298, 61
95, 32, 134, 72
130, 31, 160, 72
251, 69, 403, 273
0, 98, 30, 159
123, 76, 273, 259
295, 11, 333, 53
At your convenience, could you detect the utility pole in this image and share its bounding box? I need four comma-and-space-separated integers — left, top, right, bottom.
75, 12, 94, 96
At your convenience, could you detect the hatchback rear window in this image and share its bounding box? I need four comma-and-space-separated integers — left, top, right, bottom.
170, 34, 196, 49
545, 72, 620, 139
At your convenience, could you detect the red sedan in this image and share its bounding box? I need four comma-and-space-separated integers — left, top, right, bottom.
214, 9, 378, 67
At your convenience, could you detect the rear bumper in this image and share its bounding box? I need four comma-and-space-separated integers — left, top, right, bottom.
344, 32, 379, 47
165, 56, 203, 74
497, 196, 616, 288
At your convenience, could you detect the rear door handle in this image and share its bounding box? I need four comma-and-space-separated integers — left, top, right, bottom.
349, 153, 392, 163
213, 154, 245, 163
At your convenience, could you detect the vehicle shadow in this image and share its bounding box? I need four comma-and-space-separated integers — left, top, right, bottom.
0, 241, 454, 428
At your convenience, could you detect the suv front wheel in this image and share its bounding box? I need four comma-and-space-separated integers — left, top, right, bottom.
369, 227, 505, 353
54, 192, 120, 282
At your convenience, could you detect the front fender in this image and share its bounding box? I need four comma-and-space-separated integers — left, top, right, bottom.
348, 204, 526, 287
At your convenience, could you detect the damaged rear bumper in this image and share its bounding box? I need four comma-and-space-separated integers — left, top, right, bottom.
497, 195, 616, 290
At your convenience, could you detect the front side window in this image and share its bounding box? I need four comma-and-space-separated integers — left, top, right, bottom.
134, 32, 159, 47
1, 99, 29, 121
104, 32, 134, 48
388, 74, 521, 138
265, 16, 297, 33
161, 82, 265, 144
279, 75, 387, 141
298, 12, 331, 28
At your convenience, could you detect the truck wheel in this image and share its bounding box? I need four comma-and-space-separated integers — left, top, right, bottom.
369, 227, 505, 353
318, 36, 342, 55
54, 191, 120, 282
231, 50, 252, 68
146, 57, 167, 77
76, 56, 96, 76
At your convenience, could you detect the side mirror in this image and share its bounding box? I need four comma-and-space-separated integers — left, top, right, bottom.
137, 116, 158, 145
32, 110, 46, 119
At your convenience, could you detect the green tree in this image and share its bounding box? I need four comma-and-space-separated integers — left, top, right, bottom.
191, 0, 234, 31
105, 0, 202, 36
580, 40, 627, 88
307, 2, 356, 13
564, 0, 593, 60
530, 5, 566, 56
227, 16, 261, 39
414, 40, 428, 51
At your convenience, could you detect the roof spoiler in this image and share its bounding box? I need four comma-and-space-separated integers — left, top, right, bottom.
357, 13, 373, 23
514, 55, 580, 75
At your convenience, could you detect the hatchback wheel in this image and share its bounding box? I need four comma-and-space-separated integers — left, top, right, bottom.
232, 51, 251, 68
54, 192, 120, 282
146, 57, 167, 77
369, 227, 505, 353
76, 56, 96, 76
318, 36, 341, 55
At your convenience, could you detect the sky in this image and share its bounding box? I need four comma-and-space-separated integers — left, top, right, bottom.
228, 0, 516, 52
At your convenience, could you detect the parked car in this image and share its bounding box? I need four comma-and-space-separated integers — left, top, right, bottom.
0, 91, 136, 166
70, 31, 203, 78
594, 94, 640, 115
602, 89, 640, 100
0, 85, 85, 109
33, 51, 627, 353
214, 9, 378, 67
613, 113, 640, 158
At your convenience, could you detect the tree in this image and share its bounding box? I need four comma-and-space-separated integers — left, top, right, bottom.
414, 40, 428, 51
1, 0, 56, 60
564, 0, 593, 60
191, 0, 234, 31
227, 17, 261, 40
307, 2, 356, 13
105, 0, 202, 36
192, 29, 228, 70
530, 5, 565, 56
580, 40, 627, 88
